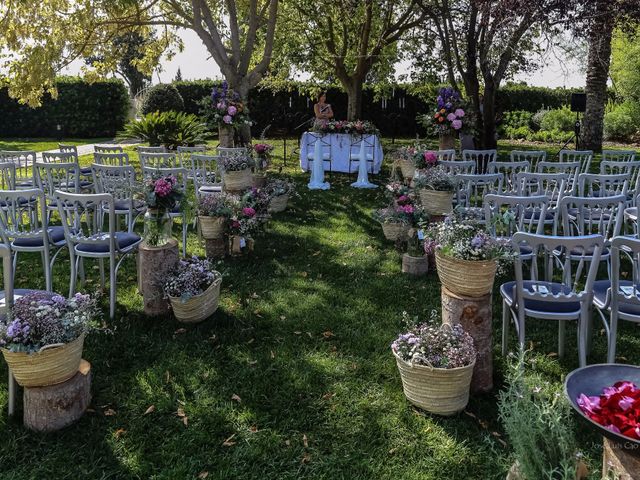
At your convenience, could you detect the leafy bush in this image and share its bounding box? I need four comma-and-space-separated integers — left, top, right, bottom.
0, 77, 130, 137
604, 101, 640, 141
119, 111, 206, 150
141, 83, 185, 114
540, 106, 575, 132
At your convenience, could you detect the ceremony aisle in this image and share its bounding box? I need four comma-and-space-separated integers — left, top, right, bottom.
0, 141, 637, 479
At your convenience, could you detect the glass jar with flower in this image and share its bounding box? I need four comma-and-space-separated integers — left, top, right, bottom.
413, 165, 457, 216
140, 174, 183, 247
163, 256, 223, 323
197, 193, 234, 240
428, 217, 513, 297
221, 155, 256, 192
0, 291, 101, 387
392, 311, 476, 415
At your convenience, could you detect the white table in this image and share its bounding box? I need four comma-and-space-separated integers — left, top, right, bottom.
299, 132, 383, 173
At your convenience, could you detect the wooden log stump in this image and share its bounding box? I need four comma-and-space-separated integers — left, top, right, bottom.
24, 359, 92, 432
441, 286, 493, 393
138, 238, 179, 316
603, 438, 640, 480
205, 238, 226, 259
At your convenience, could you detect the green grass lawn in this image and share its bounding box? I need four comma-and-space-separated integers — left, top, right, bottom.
0, 139, 638, 479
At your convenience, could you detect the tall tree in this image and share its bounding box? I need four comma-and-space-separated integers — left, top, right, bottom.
0, 1, 279, 108
577, 1, 640, 151
281, 0, 425, 120
415, 0, 571, 149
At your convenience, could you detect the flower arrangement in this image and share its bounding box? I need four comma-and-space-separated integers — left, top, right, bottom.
413, 150, 438, 170
265, 179, 296, 198
197, 192, 235, 218
253, 143, 274, 171
0, 292, 101, 353
219, 155, 255, 172
373, 204, 427, 226
205, 81, 252, 129
428, 217, 512, 262
392, 311, 476, 369
141, 173, 183, 210
413, 165, 456, 192
312, 119, 379, 136
163, 256, 222, 302
577, 381, 640, 440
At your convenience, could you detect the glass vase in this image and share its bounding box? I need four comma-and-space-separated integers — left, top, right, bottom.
143, 208, 173, 247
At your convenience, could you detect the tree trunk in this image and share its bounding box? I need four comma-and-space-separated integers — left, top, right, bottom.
346, 81, 363, 121
582, 9, 614, 152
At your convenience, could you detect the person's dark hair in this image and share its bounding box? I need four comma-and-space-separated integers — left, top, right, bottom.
317, 92, 327, 102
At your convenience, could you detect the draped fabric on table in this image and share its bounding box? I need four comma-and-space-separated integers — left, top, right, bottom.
299, 133, 384, 173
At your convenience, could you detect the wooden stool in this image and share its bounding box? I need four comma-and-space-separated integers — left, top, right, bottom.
23, 360, 92, 432
603, 438, 640, 480
441, 286, 493, 393
138, 238, 179, 316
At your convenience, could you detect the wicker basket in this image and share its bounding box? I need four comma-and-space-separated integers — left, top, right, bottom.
381, 222, 410, 242
268, 194, 289, 213
1, 334, 85, 387
224, 168, 253, 191
394, 351, 475, 415
199, 216, 226, 240
169, 276, 222, 324
419, 189, 454, 216
402, 253, 429, 276
398, 159, 416, 180
435, 250, 497, 297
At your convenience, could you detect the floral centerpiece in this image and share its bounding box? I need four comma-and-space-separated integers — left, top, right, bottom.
392, 311, 476, 415
201, 81, 252, 147
140, 174, 184, 247
264, 179, 295, 213
413, 165, 457, 216
164, 256, 223, 323
428, 217, 513, 297
220, 155, 255, 192
373, 204, 428, 242
197, 193, 235, 240
0, 291, 101, 387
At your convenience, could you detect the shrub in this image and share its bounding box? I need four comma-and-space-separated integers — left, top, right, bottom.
540, 106, 575, 132
0, 77, 130, 137
141, 83, 185, 114
119, 111, 206, 150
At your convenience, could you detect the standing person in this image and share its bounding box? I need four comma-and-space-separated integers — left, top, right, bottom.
313, 92, 334, 129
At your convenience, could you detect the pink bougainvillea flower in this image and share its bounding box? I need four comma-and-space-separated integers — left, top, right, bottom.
452, 119, 463, 130
455, 108, 465, 117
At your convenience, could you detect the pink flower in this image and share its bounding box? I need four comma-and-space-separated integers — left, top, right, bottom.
227, 105, 237, 116
154, 178, 173, 197
424, 151, 437, 165
455, 108, 465, 117
452, 119, 463, 130
242, 207, 256, 217
223, 115, 233, 124
447, 113, 456, 122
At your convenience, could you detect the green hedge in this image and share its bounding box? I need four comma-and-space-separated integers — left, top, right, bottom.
0, 77, 130, 138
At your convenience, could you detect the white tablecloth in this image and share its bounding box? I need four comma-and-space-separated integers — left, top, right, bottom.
299, 132, 383, 173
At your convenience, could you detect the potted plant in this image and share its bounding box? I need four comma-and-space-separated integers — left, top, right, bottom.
413, 166, 456, 216
402, 230, 429, 276
373, 204, 427, 242
266, 179, 296, 213
0, 292, 100, 387
429, 218, 512, 297
221, 155, 255, 192
197, 193, 234, 241
228, 202, 260, 256
202, 81, 252, 147
392, 311, 476, 415
164, 257, 223, 324
252, 142, 273, 187
140, 174, 183, 247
